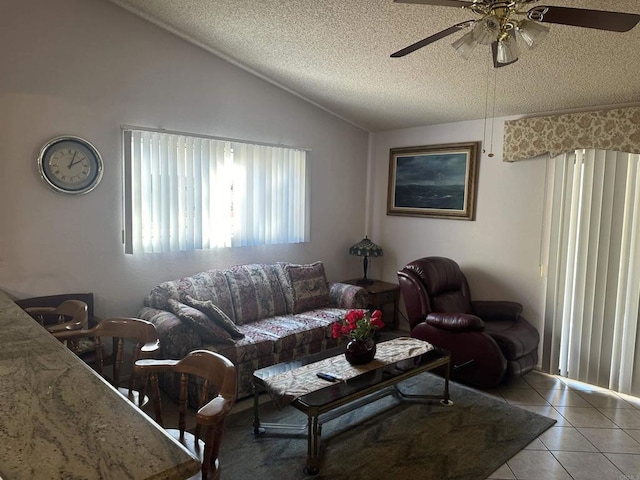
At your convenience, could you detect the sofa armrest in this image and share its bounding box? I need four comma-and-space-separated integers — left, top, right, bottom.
425, 312, 485, 332
328, 283, 368, 309
471, 301, 523, 322
137, 307, 203, 359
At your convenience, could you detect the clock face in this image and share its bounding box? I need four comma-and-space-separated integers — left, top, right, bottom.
38, 136, 103, 194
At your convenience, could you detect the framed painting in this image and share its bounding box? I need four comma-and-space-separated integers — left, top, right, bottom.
387, 142, 480, 220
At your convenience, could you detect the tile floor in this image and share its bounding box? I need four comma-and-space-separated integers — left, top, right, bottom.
485, 370, 640, 480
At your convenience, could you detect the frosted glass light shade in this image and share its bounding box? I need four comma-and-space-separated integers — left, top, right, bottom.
517, 19, 550, 48
473, 17, 501, 45
452, 30, 479, 59
496, 32, 519, 64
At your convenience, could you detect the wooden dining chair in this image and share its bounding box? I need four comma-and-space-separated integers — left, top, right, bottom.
135, 350, 237, 480
23, 299, 91, 354
24, 299, 89, 333
56, 317, 160, 407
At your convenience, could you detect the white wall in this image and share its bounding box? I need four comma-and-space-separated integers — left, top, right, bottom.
0, 0, 369, 317
369, 118, 548, 339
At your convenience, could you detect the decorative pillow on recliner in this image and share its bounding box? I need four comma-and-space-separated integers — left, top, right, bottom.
167, 299, 235, 345
183, 295, 245, 339
284, 261, 330, 314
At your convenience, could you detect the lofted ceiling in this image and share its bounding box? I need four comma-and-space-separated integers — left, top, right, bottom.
109, 0, 640, 132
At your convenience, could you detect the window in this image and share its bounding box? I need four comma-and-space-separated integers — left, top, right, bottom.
123, 128, 309, 254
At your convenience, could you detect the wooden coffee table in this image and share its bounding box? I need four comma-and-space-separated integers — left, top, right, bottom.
252, 335, 452, 475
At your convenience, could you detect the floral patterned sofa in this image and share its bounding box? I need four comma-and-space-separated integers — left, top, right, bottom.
137, 261, 367, 399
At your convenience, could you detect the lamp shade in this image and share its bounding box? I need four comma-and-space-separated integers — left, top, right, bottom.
349, 236, 383, 258
349, 236, 383, 285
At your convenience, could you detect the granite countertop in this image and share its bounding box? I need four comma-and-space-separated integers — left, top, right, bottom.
0, 290, 200, 480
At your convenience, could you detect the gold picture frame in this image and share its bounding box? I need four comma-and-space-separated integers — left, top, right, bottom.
387, 142, 480, 220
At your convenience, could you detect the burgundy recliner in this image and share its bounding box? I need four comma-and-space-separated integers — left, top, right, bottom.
398, 257, 539, 389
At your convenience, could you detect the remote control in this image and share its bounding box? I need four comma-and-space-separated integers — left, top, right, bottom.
316, 372, 340, 382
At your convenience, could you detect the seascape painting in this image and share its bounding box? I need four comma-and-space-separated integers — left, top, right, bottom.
387, 142, 479, 220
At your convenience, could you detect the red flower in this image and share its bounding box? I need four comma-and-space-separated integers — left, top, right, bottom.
331, 309, 384, 340
370, 310, 385, 329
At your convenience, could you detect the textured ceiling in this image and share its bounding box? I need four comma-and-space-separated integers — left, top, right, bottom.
109, 0, 640, 132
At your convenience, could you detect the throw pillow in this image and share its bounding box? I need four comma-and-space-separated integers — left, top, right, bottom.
167, 299, 235, 345
183, 295, 245, 339
284, 261, 330, 314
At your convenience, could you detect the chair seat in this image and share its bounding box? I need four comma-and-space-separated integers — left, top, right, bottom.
118, 387, 150, 408
484, 318, 539, 361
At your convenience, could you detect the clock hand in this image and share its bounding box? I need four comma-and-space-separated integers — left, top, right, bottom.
67, 151, 78, 169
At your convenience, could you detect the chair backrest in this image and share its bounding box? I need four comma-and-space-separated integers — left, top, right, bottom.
17, 293, 95, 324
135, 350, 237, 480
56, 317, 160, 405
24, 299, 89, 332
398, 257, 474, 329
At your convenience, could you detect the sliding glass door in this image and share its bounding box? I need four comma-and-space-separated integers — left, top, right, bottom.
542, 149, 640, 394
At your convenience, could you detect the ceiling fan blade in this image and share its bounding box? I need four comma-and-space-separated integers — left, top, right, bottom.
391, 22, 472, 58
491, 42, 518, 68
528, 6, 640, 32
394, 0, 474, 7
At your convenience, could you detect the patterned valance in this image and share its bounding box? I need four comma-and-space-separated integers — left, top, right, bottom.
503, 106, 640, 162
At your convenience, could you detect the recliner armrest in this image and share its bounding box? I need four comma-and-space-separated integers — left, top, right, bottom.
471, 301, 523, 322
426, 313, 485, 332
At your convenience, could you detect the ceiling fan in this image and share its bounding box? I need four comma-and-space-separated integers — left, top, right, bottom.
391, 0, 640, 67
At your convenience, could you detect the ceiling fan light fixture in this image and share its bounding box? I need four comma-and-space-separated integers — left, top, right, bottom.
516, 19, 550, 48
451, 30, 479, 60
496, 32, 519, 64
473, 16, 501, 45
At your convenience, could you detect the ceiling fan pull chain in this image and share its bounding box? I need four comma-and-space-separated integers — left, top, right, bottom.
488, 67, 497, 158
482, 57, 492, 154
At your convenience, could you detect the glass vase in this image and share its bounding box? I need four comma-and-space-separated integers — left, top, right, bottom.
344, 337, 376, 365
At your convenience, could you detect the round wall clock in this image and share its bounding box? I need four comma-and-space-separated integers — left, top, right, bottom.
37, 135, 104, 195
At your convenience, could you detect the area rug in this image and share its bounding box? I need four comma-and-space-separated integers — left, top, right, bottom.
218, 372, 555, 480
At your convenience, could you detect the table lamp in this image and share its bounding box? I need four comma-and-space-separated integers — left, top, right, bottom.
349, 236, 383, 285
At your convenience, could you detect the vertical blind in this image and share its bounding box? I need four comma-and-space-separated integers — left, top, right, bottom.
544, 149, 640, 394
123, 129, 309, 254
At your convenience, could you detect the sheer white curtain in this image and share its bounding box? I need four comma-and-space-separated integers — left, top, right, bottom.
543, 149, 640, 394
124, 129, 308, 254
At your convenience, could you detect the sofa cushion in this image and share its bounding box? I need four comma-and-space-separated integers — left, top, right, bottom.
183, 295, 245, 339
167, 299, 235, 345
144, 269, 236, 322
224, 264, 288, 325
242, 315, 327, 354
284, 261, 330, 313
292, 308, 347, 337
207, 326, 277, 364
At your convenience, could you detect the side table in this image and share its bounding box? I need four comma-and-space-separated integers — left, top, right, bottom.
343, 279, 401, 330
